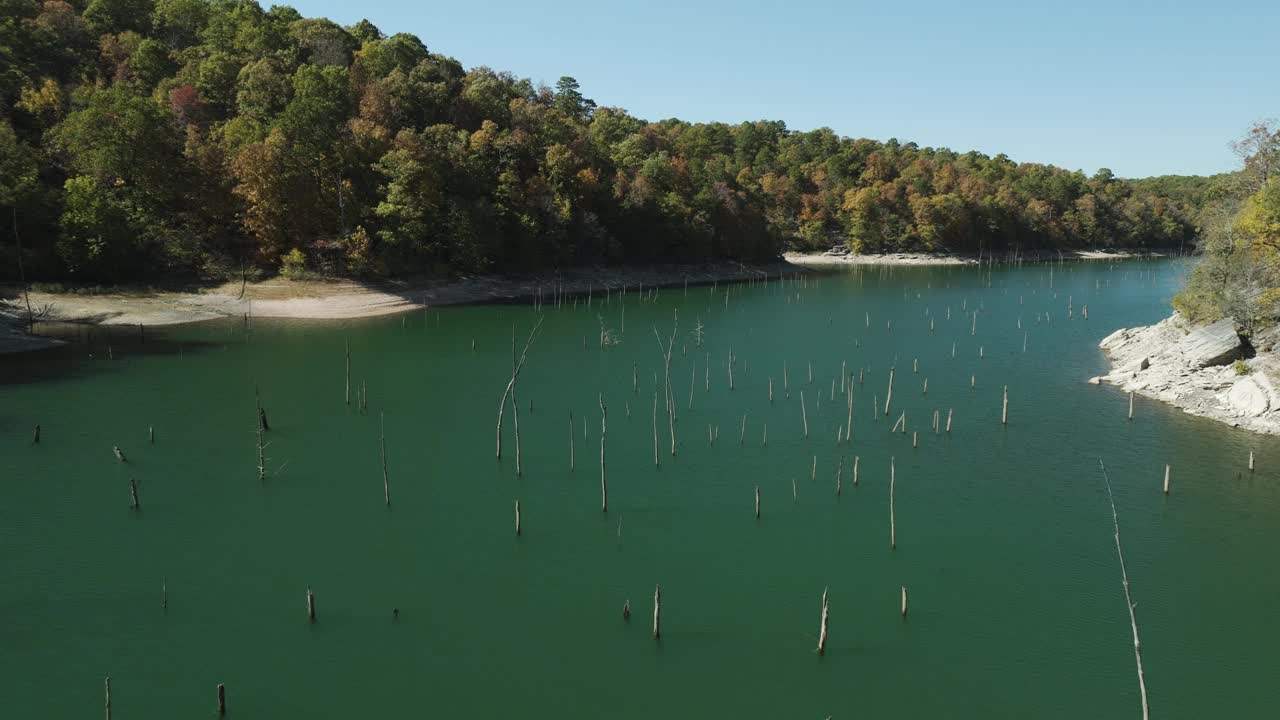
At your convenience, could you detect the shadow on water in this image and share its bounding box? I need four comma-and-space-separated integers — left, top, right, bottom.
0, 320, 232, 387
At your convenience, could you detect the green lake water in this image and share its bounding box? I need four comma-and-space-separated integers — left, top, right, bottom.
3, 259, 1278, 718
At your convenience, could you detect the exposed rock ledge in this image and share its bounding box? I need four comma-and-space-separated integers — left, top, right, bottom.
1091, 312, 1280, 434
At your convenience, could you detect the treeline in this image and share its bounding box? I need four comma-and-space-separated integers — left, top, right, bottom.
1, 0, 1199, 283
1173, 122, 1280, 332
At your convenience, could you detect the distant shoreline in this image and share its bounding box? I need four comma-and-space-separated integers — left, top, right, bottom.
785, 248, 1177, 266
2, 249, 1181, 354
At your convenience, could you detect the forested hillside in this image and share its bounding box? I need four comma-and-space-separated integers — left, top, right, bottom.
1, 0, 1199, 283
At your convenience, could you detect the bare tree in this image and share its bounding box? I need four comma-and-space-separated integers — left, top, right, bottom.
1231, 120, 1280, 193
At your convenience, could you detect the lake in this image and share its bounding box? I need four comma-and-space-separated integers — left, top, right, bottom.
2, 258, 1275, 718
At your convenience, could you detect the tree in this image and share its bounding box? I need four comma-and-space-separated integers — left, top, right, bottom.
51, 87, 185, 279
288, 18, 356, 67
355, 33, 428, 80
52, 86, 180, 188
235, 57, 290, 122
152, 0, 209, 48
1231, 121, 1280, 193
84, 0, 155, 36
0, 120, 39, 326
554, 76, 595, 122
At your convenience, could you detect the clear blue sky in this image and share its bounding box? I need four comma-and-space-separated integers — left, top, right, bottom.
286, 0, 1277, 178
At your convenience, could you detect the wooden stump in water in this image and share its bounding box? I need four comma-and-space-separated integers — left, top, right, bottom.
380, 413, 390, 506
600, 395, 608, 513
801, 391, 809, 438
817, 588, 829, 656
884, 368, 894, 417
653, 584, 661, 640
256, 427, 266, 482
652, 392, 659, 467
889, 457, 896, 550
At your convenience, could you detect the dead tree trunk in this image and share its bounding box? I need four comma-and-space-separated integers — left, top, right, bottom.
380, 412, 390, 506
495, 318, 544, 459
889, 456, 896, 550
653, 316, 679, 456
600, 395, 608, 512
1098, 459, 1151, 720
817, 587, 829, 655
653, 584, 661, 640
884, 368, 895, 417
801, 391, 809, 438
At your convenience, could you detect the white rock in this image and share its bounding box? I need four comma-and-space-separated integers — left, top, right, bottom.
1226, 378, 1270, 416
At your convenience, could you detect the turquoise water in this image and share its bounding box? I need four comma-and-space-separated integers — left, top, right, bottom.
2, 259, 1277, 718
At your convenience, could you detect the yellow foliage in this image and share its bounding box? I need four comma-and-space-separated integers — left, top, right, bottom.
17, 78, 63, 121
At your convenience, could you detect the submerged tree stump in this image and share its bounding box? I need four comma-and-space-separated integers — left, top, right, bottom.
817, 588, 829, 656
889, 457, 896, 550
653, 584, 661, 640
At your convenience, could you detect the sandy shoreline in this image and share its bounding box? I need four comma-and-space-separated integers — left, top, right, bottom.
2, 261, 800, 352
1, 249, 1177, 353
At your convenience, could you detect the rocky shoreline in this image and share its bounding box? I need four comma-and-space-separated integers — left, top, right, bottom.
1092, 312, 1280, 434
